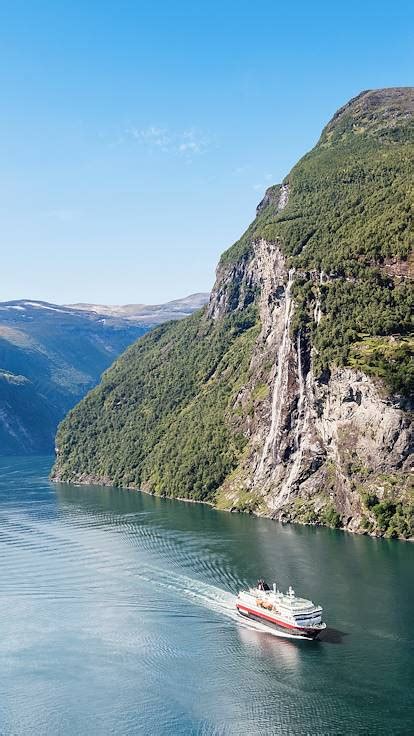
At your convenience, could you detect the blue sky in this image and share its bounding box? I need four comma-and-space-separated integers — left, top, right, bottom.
1, 0, 413, 304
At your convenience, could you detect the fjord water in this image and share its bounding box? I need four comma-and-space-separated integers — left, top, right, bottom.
0, 458, 413, 735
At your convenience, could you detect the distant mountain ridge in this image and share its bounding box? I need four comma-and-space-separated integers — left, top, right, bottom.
0, 295, 207, 455
67, 293, 209, 323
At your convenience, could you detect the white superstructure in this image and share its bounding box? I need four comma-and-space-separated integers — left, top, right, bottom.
236, 581, 326, 639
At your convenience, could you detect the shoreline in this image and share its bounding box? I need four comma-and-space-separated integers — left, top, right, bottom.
51, 474, 413, 542
52, 473, 216, 507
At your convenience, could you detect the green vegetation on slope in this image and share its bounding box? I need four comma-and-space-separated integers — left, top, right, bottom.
348, 336, 414, 396
53, 89, 414, 505
0, 303, 148, 454
221, 92, 414, 394
360, 482, 414, 538
55, 307, 258, 501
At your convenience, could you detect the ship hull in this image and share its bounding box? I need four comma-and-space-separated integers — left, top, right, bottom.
236, 603, 321, 640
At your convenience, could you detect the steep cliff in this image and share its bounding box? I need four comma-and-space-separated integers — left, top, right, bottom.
52, 88, 414, 538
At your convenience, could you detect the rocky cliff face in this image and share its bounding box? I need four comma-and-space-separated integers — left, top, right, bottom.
210, 229, 412, 535
52, 88, 414, 539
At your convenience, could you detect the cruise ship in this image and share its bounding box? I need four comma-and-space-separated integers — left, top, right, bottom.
236, 580, 326, 640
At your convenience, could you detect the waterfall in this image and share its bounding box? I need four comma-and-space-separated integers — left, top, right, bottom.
280, 331, 307, 496
313, 270, 324, 324
294, 331, 305, 451
313, 298, 321, 325
257, 268, 295, 477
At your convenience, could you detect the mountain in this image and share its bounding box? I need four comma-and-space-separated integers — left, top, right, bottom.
67, 294, 209, 323
0, 296, 207, 455
52, 88, 414, 539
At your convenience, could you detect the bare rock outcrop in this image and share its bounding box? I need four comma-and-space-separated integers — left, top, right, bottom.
214, 234, 413, 535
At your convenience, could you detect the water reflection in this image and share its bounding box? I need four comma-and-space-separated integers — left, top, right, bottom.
238, 623, 301, 668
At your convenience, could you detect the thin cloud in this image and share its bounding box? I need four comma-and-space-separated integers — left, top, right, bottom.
127, 125, 210, 157
130, 125, 171, 149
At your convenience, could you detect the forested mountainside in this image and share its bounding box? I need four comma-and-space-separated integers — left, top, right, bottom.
53, 88, 413, 539
0, 296, 206, 455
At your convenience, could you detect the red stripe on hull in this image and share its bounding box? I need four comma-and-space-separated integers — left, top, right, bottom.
236, 602, 318, 634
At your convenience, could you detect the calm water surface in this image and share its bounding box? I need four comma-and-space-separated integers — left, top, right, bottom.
0, 457, 413, 735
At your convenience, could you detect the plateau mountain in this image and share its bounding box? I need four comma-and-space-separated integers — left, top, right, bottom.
67, 294, 209, 323
52, 89, 413, 539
